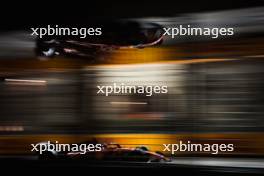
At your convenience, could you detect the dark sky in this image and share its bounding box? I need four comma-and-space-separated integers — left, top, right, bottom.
0, 0, 264, 29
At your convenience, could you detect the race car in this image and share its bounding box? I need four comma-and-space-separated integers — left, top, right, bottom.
35, 20, 164, 59
67, 143, 170, 163
36, 141, 170, 163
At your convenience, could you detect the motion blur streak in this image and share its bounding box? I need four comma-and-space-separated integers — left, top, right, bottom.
5, 79, 47, 85
110, 102, 148, 105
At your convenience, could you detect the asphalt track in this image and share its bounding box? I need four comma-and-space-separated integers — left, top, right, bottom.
0, 155, 263, 175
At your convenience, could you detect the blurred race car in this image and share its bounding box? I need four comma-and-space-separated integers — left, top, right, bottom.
36, 20, 164, 59
67, 143, 170, 163
36, 141, 170, 163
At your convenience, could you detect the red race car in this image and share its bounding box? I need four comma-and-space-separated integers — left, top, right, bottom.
36, 20, 164, 59
67, 143, 170, 163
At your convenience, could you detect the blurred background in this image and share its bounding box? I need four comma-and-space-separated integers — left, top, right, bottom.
1, 1, 264, 173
